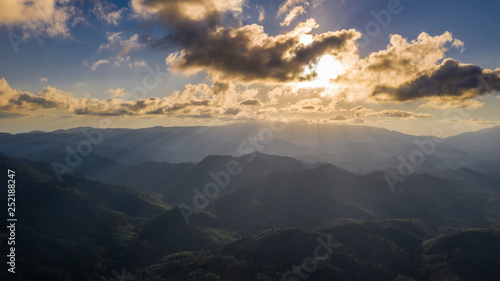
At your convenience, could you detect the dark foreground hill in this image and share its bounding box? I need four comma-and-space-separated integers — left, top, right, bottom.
140, 223, 499, 281
0, 155, 168, 280
1, 154, 499, 280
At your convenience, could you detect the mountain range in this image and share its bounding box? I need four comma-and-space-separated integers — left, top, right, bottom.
2, 123, 499, 176
0, 123, 499, 280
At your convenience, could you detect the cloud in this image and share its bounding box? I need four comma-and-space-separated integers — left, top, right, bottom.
224, 107, 242, 116
93, 33, 147, 69
355, 109, 431, 119
259, 85, 343, 115
131, 0, 244, 65
452, 39, 465, 52
256, 5, 265, 22
0, 78, 253, 120
363, 32, 459, 86
74, 82, 86, 87
106, 88, 130, 99
131, 0, 243, 22
0, 112, 25, 119
0, 78, 80, 112
84, 59, 110, 71
330, 114, 347, 121
114, 56, 130, 67
333, 31, 500, 106
267, 86, 288, 105
281, 6, 306, 26
99, 32, 144, 56
349, 106, 431, 119
92, 2, 126, 25
133, 59, 148, 68
372, 59, 500, 102
131, 0, 243, 51
240, 99, 263, 106
146, 6, 497, 105
446, 118, 500, 126
39, 78, 48, 83
278, 0, 307, 16
85, 56, 147, 70
132, 0, 357, 83
351, 118, 365, 124
0, 77, 301, 122
278, 0, 323, 26
420, 98, 486, 109
0, 0, 80, 38
281, 97, 334, 112
166, 19, 360, 83
350, 106, 368, 111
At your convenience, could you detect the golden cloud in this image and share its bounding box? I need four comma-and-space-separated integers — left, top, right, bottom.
355, 109, 431, 119
372, 59, 500, 102
0, 78, 281, 121
131, 0, 243, 22
167, 19, 360, 83
0, 0, 79, 37
333, 32, 500, 105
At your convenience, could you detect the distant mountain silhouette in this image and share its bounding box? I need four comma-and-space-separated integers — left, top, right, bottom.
2, 124, 499, 176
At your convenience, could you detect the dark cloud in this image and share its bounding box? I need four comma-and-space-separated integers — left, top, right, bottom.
167, 23, 359, 83
132, 0, 359, 83
372, 59, 500, 101
13, 93, 62, 109
0, 112, 25, 118
330, 114, 348, 121
132, 0, 242, 48
350, 106, 368, 111
240, 99, 263, 106
447, 118, 500, 126
355, 109, 431, 119
224, 107, 242, 115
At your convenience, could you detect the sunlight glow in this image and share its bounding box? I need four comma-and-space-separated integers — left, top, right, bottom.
299, 34, 314, 46
297, 55, 346, 90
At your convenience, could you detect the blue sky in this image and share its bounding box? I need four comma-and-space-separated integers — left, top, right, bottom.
0, 0, 499, 134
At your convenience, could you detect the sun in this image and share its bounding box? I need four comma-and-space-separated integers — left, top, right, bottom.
297, 54, 346, 89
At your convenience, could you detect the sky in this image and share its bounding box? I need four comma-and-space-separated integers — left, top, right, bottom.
0, 0, 499, 135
